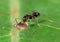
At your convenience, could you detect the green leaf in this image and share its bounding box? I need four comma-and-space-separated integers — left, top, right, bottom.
0, 0, 11, 42
0, 0, 60, 42
19, 0, 60, 42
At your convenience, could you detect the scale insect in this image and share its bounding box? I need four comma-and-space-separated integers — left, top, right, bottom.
15, 18, 29, 31
15, 11, 40, 31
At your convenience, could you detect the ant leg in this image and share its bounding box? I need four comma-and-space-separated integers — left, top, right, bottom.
26, 18, 31, 22
34, 18, 41, 27
35, 18, 39, 24
27, 19, 30, 22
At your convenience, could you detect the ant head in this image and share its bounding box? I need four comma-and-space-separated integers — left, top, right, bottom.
33, 12, 40, 16
32, 11, 40, 19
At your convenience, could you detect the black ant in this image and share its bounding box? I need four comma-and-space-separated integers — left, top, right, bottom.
22, 11, 40, 22
15, 11, 40, 31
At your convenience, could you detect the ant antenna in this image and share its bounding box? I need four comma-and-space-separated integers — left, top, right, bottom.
15, 18, 20, 23
32, 10, 37, 12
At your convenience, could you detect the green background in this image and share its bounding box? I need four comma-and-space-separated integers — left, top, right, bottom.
0, 0, 11, 42
0, 0, 60, 42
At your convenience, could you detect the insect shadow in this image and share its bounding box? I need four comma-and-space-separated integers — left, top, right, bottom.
38, 20, 46, 23
30, 20, 46, 27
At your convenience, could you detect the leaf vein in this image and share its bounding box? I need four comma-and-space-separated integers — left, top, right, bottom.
40, 23, 60, 30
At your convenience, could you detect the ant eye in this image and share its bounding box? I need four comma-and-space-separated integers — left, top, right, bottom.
38, 13, 40, 16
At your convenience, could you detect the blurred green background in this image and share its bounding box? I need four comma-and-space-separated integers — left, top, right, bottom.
20, 0, 60, 42
0, 0, 11, 42
0, 0, 60, 42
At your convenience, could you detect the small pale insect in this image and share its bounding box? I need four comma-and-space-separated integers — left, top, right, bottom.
16, 22, 28, 31
15, 18, 29, 31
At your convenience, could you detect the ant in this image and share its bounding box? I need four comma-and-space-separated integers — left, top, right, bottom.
22, 11, 40, 22
15, 11, 40, 31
